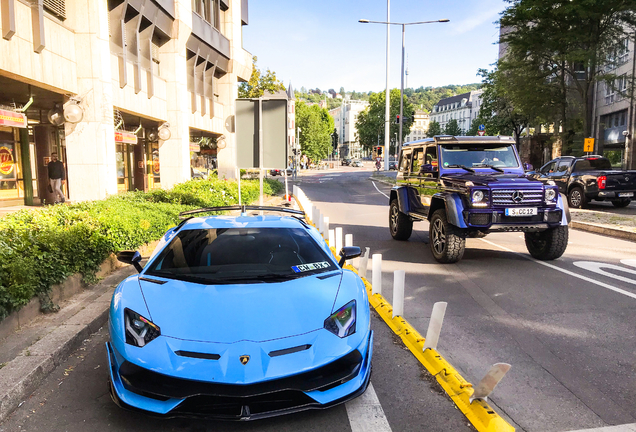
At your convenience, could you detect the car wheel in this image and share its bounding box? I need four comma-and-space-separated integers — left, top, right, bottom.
524, 226, 568, 260
568, 186, 587, 209
429, 209, 465, 263
612, 199, 631, 208
389, 200, 413, 240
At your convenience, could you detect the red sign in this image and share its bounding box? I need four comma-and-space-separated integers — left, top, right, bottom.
0, 146, 15, 175
189, 142, 201, 152
478, 131, 486, 136
115, 131, 138, 144
0, 109, 27, 128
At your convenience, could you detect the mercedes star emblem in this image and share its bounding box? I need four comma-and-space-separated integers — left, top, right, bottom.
512, 191, 524, 203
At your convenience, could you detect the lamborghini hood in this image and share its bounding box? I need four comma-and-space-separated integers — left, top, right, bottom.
139, 273, 343, 344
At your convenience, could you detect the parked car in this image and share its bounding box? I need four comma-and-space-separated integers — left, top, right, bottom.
108, 206, 371, 420
388, 161, 397, 170
341, 158, 352, 166
389, 135, 569, 263
528, 156, 636, 208
351, 160, 364, 167
269, 168, 293, 176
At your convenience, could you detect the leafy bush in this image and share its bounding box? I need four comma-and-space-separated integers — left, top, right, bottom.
0, 177, 283, 319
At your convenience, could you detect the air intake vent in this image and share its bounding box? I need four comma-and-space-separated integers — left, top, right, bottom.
44, 0, 66, 20
175, 351, 220, 360
269, 344, 311, 357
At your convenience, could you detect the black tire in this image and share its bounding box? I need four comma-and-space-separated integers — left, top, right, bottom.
524, 226, 568, 260
612, 199, 631, 208
429, 209, 465, 263
389, 200, 413, 240
568, 186, 587, 209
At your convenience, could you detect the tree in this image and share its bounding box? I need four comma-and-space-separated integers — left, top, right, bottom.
296, 101, 334, 162
427, 120, 442, 137
238, 56, 286, 98
355, 89, 415, 152
339, 87, 345, 96
444, 119, 463, 136
499, 0, 636, 148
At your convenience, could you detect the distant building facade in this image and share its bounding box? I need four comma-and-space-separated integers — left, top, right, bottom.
329, 99, 369, 159
430, 90, 483, 134
404, 110, 429, 143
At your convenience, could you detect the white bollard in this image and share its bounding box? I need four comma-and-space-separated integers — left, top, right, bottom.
318, 213, 324, 234
335, 227, 343, 254
345, 234, 353, 247
323, 217, 330, 240
423, 302, 448, 351
392, 270, 406, 318
314, 208, 321, 228
358, 247, 370, 279
469, 363, 512, 403
308, 205, 315, 223
328, 229, 335, 248
372, 254, 382, 295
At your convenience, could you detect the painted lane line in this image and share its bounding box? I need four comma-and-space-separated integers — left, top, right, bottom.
561, 423, 636, 432
371, 181, 390, 199
345, 382, 393, 432
573, 261, 636, 285
622, 259, 636, 268
479, 238, 636, 301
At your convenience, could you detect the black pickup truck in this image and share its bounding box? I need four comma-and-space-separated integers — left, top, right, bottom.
530, 156, 636, 208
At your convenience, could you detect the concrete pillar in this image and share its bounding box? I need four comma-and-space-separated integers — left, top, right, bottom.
64, 0, 116, 201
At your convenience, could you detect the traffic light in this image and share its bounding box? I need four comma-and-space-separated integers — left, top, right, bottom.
395, 115, 400, 124
376, 146, 383, 156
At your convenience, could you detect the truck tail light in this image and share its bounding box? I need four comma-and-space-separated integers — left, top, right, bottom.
598, 175, 606, 189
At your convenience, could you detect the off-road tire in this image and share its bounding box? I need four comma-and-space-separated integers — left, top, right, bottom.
612, 199, 631, 208
568, 186, 587, 209
389, 200, 413, 240
429, 209, 465, 263
524, 226, 568, 260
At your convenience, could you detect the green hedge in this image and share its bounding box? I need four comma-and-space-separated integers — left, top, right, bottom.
0, 177, 283, 320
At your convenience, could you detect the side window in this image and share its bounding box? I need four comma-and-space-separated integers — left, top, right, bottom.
411, 148, 424, 174
541, 161, 556, 174
425, 145, 438, 168
556, 160, 571, 173
399, 151, 412, 172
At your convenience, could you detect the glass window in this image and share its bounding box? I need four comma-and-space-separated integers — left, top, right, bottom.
573, 158, 612, 171
556, 159, 571, 173
541, 161, 557, 174
411, 148, 424, 174
399, 150, 412, 172
146, 228, 336, 284
440, 144, 520, 168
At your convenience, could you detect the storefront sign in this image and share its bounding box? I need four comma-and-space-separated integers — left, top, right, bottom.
189, 142, 201, 152
0, 109, 27, 128
152, 153, 160, 175
0, 146, 15, 175
115, 131, 138, 144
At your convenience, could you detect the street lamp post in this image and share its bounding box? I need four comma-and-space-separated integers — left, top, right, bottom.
359, 18, 449, 159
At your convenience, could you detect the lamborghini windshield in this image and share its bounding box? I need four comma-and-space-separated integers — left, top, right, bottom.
145, 228, 337, 284
440, 143, 520, 169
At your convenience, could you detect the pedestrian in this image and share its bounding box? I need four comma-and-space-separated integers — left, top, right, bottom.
47, 152, 66, 204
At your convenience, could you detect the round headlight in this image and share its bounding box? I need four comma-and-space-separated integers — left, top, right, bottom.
545, 189, 556, 201
472, 190, 484, 202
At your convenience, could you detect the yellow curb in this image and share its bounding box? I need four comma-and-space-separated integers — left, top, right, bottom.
293, 194, 515, 432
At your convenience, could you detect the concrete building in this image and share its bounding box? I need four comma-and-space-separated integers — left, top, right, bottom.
0, 0, 251, 207
404, 110, 429, 143
592, 35, 635, 169
329, 99, 368, 159
430, 90, 483, 134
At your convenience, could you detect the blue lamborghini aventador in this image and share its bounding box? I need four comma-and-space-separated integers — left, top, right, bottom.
106, 206, 373, 420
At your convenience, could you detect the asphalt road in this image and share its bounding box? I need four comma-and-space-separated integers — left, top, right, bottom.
288, 166, 636, 432
0, 168, 473, 432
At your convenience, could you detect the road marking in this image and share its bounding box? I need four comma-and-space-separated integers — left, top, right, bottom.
622, 259, 636, 268
345, 382, 392, 432
573, 261, 636, 286
561, 424, 636, 432
371, 181, 390, 199
479, 238, 636, 301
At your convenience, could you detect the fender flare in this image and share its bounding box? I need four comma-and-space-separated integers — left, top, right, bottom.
558, 193, 571, 224
390, 186, 416, 214
428, 193, 468, 228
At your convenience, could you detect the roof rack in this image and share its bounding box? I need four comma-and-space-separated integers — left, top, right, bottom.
178, 205, 305, 220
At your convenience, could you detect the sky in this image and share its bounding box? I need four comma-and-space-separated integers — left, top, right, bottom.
242, 0, 507, 94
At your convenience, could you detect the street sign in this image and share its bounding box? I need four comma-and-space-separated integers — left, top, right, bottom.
478, 124, 485, 131
478, 131, 486, 136
584, 137, 594, 152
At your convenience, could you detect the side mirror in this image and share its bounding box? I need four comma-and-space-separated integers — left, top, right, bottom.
117, 250, 143, 273
338, 246, 362, 267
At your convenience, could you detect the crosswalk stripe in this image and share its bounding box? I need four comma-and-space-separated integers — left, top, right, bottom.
345, 382, 392, 432
561, 423, 636, 432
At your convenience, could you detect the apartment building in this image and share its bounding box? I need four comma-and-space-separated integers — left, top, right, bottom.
404, 110, 429, 143
329, 99, 368, 159
430, 90, 483, 134
0, 0, 251, 207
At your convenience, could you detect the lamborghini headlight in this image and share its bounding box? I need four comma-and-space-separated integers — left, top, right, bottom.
124, 308, 161, 347
324, 300, 356, 338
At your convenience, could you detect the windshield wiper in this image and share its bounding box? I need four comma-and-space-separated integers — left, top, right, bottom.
447, 164, 475, 173
473, 164, 504, 173
213, 273, 306, 284
147, 272, 215, 285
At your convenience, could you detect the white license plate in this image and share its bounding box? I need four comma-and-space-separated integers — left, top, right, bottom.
505, 207, 538, 216
618, 192, 634, 197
